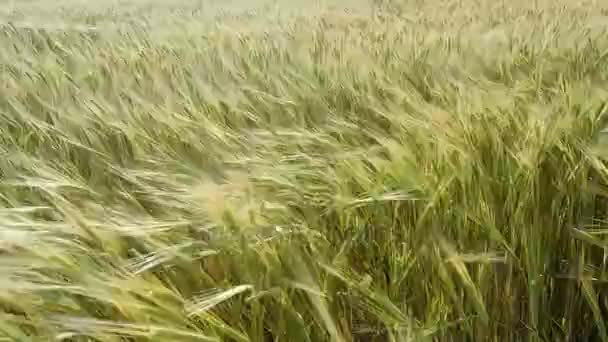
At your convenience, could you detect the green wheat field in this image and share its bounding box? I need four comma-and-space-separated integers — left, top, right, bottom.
3, 0, 608, 340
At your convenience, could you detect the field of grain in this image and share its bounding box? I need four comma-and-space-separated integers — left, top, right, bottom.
2, 0, 608, 340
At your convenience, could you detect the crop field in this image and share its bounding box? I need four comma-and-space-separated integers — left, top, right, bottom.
2, 0, 608, 340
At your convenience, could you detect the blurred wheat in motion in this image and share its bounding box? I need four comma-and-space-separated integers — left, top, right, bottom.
2, 0, 608, 341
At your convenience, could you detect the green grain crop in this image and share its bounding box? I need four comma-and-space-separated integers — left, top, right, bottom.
2, 0, 608, 340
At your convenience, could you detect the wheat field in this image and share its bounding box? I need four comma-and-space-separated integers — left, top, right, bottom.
2, 0, 608, 341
